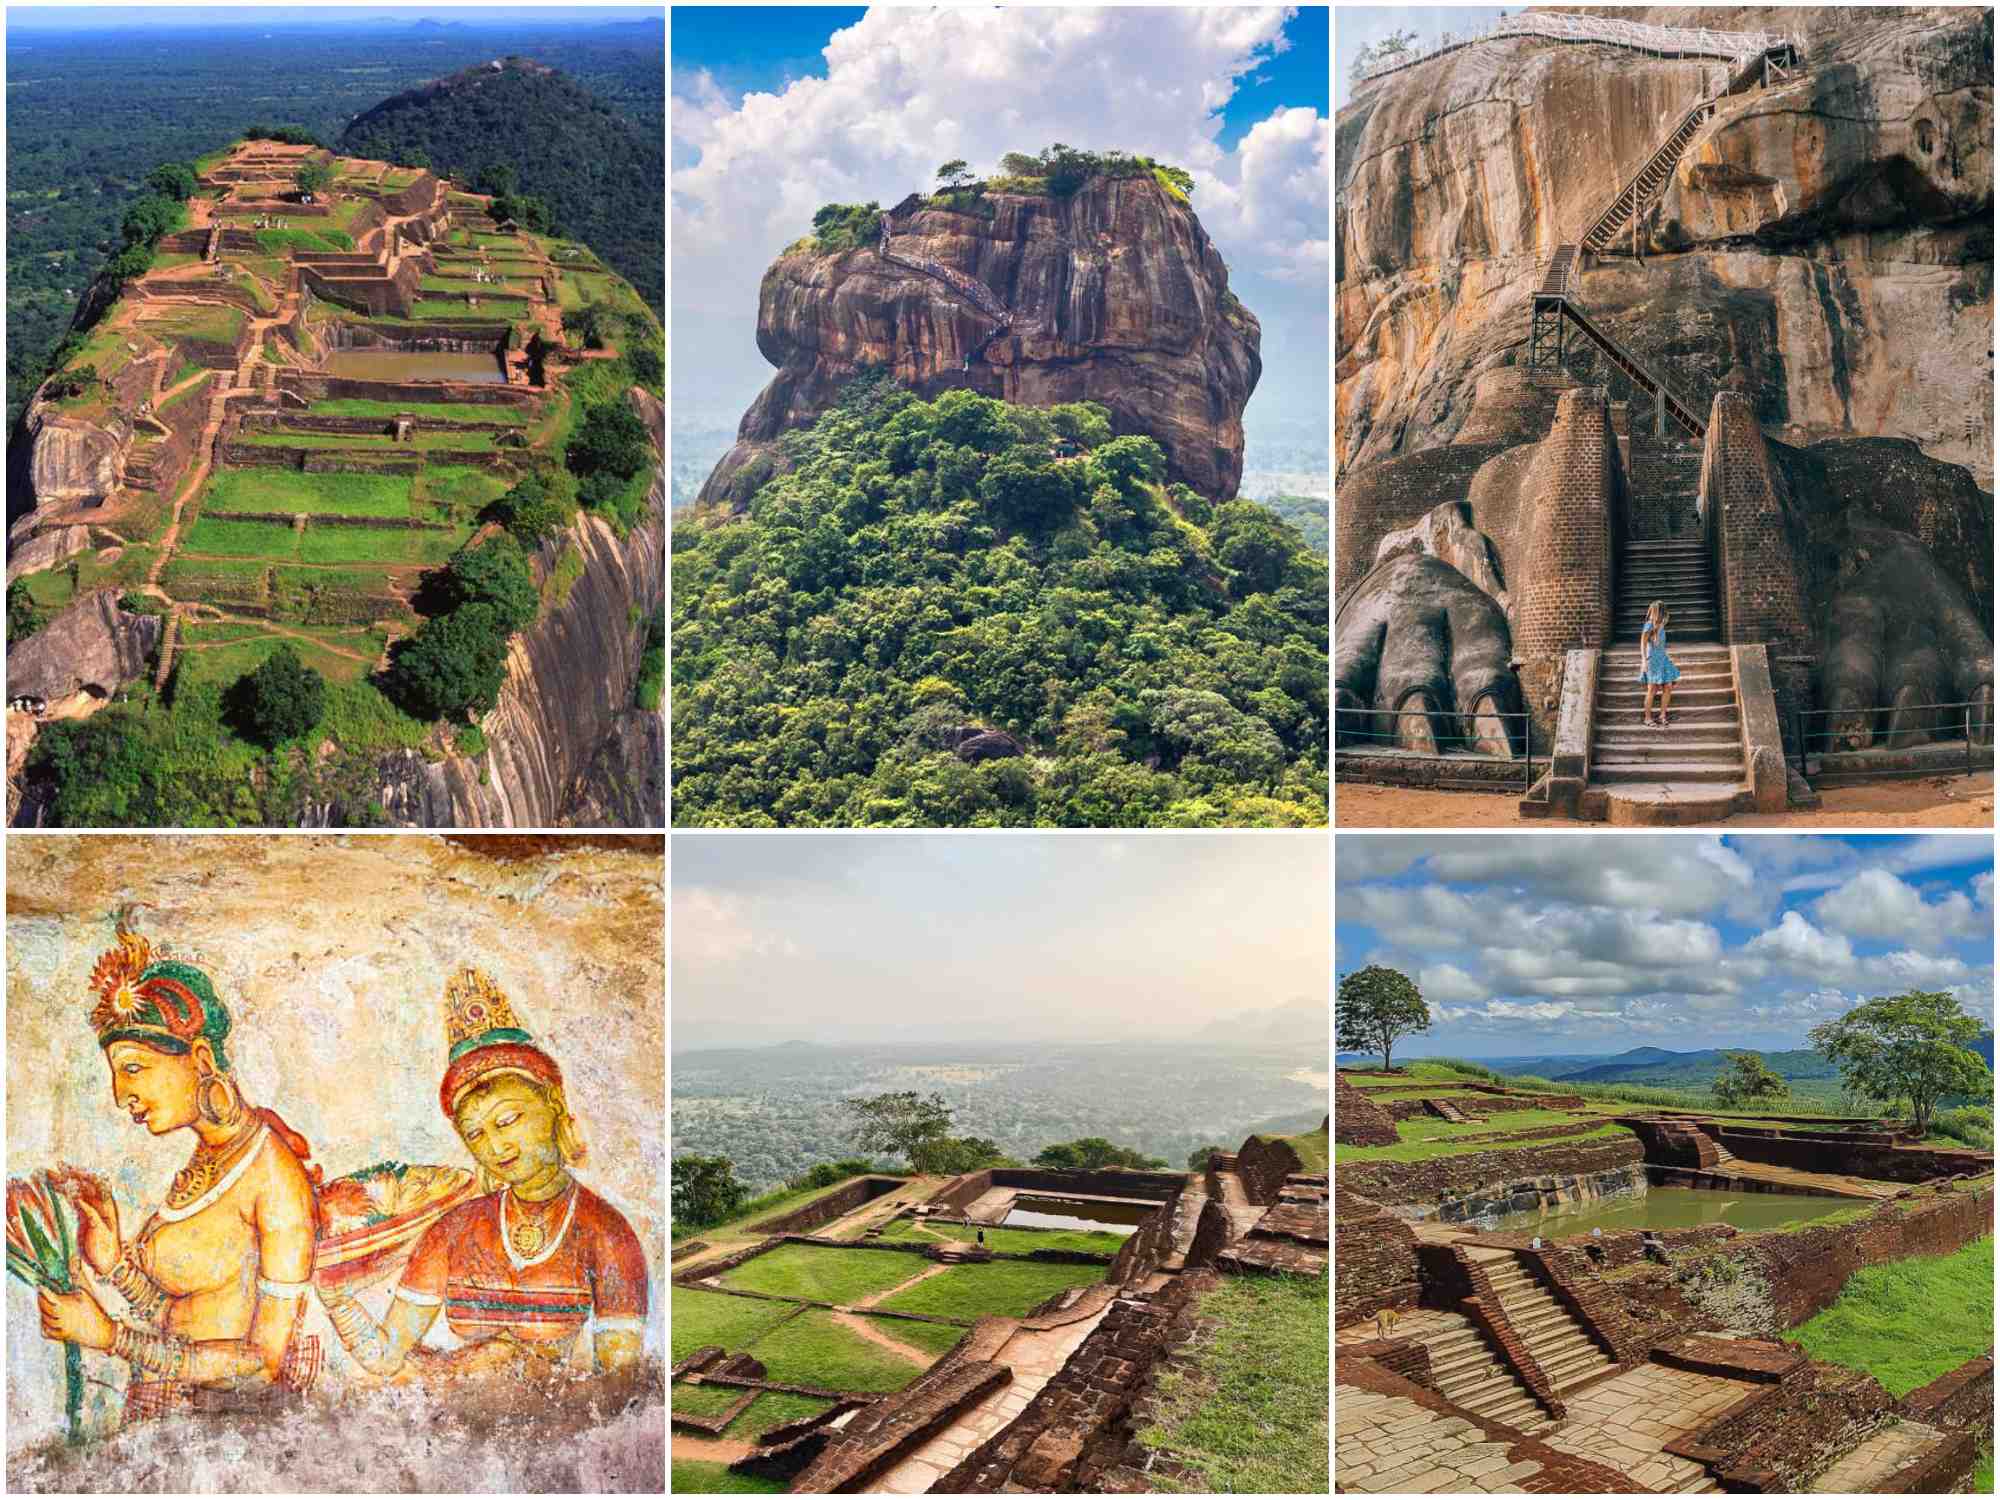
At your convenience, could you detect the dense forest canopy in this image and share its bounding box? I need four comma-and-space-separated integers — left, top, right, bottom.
5, 18, 661, 428
672, 375, 1330, 827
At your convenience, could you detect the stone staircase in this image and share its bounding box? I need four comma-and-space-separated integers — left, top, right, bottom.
1479, 1257, 1616, 1400
1615, 538, 1719, 643
1414, 1312, 1552, 1432
1427, 1099, 1472, 1124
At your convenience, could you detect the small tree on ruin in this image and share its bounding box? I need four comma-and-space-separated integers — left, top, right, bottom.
1712, 1050, 1791, 1109
1336, 964, 1431, 1071
671, 1153, 748, 1229
1809, 991, 1992, 1137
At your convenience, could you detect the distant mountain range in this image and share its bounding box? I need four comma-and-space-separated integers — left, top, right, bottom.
1349, 1037, 1997, 1090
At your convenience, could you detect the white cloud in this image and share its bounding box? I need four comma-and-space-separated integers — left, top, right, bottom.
1814, 868, 1986, 948
672, 6, 1328, 428
1419, 963, 1487, 1004
670, 888, 795, 967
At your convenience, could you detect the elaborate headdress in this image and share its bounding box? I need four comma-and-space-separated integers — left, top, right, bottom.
88, 919, 233, 1068
437, 968, 562, 1119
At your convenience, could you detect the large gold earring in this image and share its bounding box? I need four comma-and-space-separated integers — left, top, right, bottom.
197, 1069, 240, 1128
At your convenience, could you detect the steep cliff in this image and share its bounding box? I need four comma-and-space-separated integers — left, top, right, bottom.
1338, 5, 1993, 482
699, 174, 1261, 507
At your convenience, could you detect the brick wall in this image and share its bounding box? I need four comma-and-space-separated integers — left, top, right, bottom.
1699, 391, 1810, 650
1622, 1116, 1722, 1168
1691, 1363, 1895, 1492
927, 1167, 1184, 1214
1334, 1191, 1422, 1326
1234, 1133, 1306, 1205
1898, 1354, 1994, 1433
742, 1175, 907, 1235
1334, 1074, 1399, 1146
793, 1340, 1013, 1492
1337, 1134, 1645, 1215
1513, 388, 1620, 657
1715, 1129, 1993, 1184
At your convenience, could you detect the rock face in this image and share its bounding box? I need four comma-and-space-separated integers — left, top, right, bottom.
700, 175, 1262, 508
1338, 5, 1993, 484
22, 400, 128, 509
4, 590, 160, 704
1337, 7, 1994, 766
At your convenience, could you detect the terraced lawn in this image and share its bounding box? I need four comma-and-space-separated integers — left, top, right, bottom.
861, 1315, 968, 1359
719, 1245, 926, 1304
200, 468, 417, 518
874, 1260, 1107, 1321
182, 514, 298, 559
1334, 1122, 1636, 1165
669, 1286, 801, 1362
670, 1461, 785, 1494
307, 397, 531, 426
1791, 1236, 1994, 1397
745, 1308, 931, 1394
296, 522, 467, 566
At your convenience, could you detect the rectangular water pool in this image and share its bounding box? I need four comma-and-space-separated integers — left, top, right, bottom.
324, 351, 505, 383
1001, 1194, 1150, 1236
1488, 1186, 1861, 1238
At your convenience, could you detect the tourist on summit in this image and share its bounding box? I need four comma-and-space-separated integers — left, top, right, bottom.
1639, 600, 1680, 728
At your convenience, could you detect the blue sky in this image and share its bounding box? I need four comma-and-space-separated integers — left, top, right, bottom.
674, 832, 1328, 1050
672, 5, 1331, 449
1337, 835, 1995, 1057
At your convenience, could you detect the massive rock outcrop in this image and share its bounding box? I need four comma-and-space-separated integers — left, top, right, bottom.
699, 174, 1262, 508
1336, 6, 1994, 768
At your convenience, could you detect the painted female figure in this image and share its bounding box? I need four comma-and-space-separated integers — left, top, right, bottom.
36, 923, 322, 1419
321, 969, 647, 1379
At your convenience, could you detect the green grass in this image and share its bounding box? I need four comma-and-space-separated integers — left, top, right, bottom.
862, 1315, 968, 1359
1789, 1236, 1993, 1396
745, 1308, 930, 1393
296, 522, 466, 566
1334, 1122, 1635, 1165
238, 429, 499, 453
1389, 1109, 1602, 1145
1138, 1271, 1327, 1494
307, 397, 530, 426
669, 1286, 801, 1362
413, 297, 531, 320
1267, 1124, 1329, 1173
201, 468, 415, 519
669, 1461, 786, 1494
873, 1217, 1127, 1256
719, 1245, 926, 1305
726, 1391, 836, 1439
671, 1382, 745, 1417
143, 302, 246, 345
182, 514, 298, 559
1974, 1441, 1993, 1494
415, 465, 512, 515
875, 1260, 1106, 1321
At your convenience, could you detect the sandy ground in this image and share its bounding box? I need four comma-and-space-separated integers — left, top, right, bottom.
1336, 772, 1994, 828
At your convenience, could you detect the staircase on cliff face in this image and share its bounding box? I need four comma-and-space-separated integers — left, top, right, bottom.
878, 217, 1012, 370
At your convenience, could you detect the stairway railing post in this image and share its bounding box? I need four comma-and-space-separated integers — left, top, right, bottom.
1655, 389, 1666, 439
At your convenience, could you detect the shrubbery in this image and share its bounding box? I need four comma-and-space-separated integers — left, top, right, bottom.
672, 375, 1328, 826
225, 644, 326, 747
808, 200, 882, 251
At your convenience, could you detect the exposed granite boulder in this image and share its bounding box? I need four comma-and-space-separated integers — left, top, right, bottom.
5, 590, 160, 704
23, 401, 128, 508
700, 174, 1261, 508
5, 526, 91, 586
952, 728, 1025, 763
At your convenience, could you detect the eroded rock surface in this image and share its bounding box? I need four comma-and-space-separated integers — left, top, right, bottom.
700, 175, 1262, 508
4, 589, 160, 704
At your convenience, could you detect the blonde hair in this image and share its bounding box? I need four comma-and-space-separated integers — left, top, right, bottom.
457, 1075, 587, 1193
1644, 600, 1669, 645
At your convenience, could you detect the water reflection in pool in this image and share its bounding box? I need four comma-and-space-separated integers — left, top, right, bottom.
324, 351, 505, 383
1001, 1194, 1152, 1236
1486, 1186, 1861, 1238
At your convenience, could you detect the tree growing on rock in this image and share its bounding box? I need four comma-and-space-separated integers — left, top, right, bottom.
1810, 991, 1993, 1137
1034, 1138, 1168, 1170
1712, 1050, 1791, 1109
671, 1153, 747, 1229
1336, 964, 1431, 1071
842, 1091, 954, 1169
936, 158, 975, 192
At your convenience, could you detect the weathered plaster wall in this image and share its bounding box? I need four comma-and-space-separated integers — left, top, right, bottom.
4, 834, 664, 1487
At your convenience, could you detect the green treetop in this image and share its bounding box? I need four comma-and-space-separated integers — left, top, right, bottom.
1336, 965, 1431, 1071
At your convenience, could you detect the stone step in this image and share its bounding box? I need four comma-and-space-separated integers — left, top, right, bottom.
1430, 1345, 1503, 1381
1594, 736, 1744, 762
1527, 1333, 1601, 1371
1591, 759, 1745, 784
1548, 1350, 1615, 1390
1481, 1395, 1549, 1430
1601, 654, 1731, 674
1437, 1369, 1526, 1406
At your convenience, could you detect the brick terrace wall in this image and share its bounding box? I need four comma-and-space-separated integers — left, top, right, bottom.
1699, 391, 1810, 650
931, 1277, 1204, 1492
1338, 1134, 1645, 1213
1715, 1130, 1993, 1184
1622, 1116, 1722, 1168
926, 1167, 1184, 1214
275, 372, 536, 407
1686, 1362, 1894, 1492
1513, 387, 1619, 658
792, 1338, 1013, 1492
743, 1175, 906, 1236
1731, 1181, 1995, 1329
380, 171, 441, 218
1334, 1074, 1399, 1146
1876, 1429, 1984, 1493
1334, 1191, 1422, 1326
1234, 1134, 1305, 1206
1898, 1354, 1994, 1433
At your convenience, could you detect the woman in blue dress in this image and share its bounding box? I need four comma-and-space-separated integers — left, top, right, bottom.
1639, 601, 1680, 727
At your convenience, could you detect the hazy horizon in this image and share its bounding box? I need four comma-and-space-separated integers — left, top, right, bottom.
673, 833, 1329, 1053
7, 6, 658, 30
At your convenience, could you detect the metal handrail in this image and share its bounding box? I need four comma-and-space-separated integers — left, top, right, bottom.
1792, 700, 1992, 785
1358, 14, 1795, 84
1583, 98, 1718, 252
1335, 708, 1539, 795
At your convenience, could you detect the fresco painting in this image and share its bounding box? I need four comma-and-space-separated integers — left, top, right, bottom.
5, 834, 665, 1493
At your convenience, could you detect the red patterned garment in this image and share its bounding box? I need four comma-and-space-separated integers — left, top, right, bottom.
394, 1181, 647, 1344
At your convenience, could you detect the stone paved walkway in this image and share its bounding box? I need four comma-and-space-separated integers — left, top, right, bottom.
1337, 1306, 1467, 1346
866, 1304, 1114, 1494
1809, 1419, 1944, 1491
1335, 1386, 1558, 1492
1540, 1362, 1753, 1492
